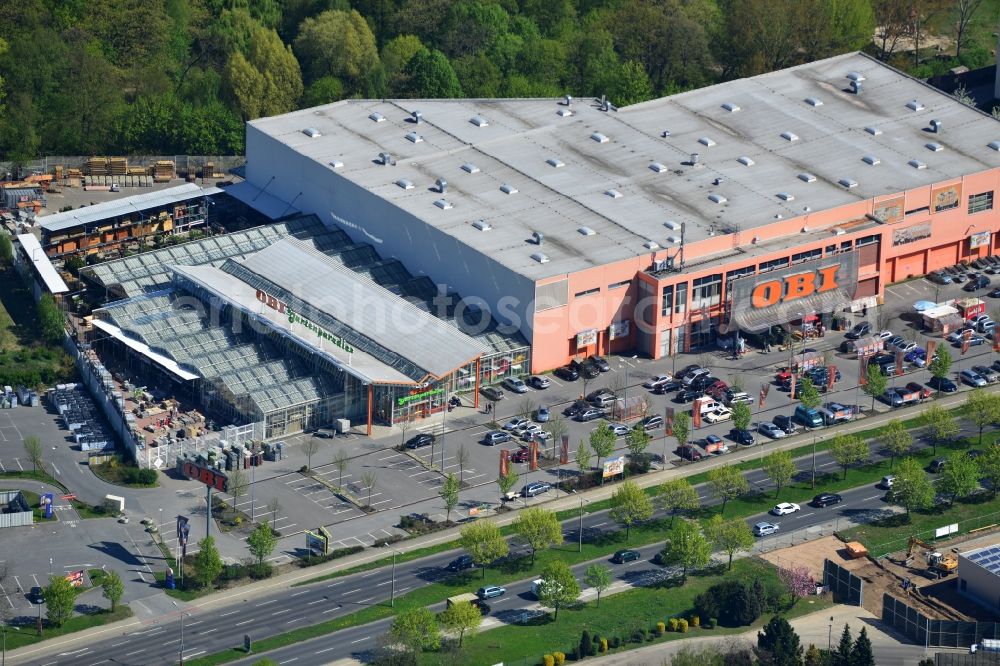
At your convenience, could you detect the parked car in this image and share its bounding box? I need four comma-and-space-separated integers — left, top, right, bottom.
946, 327, 974, 344
611, 549, 642, 564
811, 493, 843, 508
675, 364, 702, 381
928, 376, 958, 393
673, 389, 703, 404
845, 321, 871, 339
608, 423, 631, 437
651, 380, 684, 394
989, 287, 1000, 298
724, 390, 754, 406
480, 386, 505, 401
446, 555, 474, 572
691, 375, 721, 392
502, 377, 529, 394
675, 445, 704, 461
519, 424, 543, 440
521, 482, 552, 497
536, 406, 550, 422
772, 414, 799, 435
879, 475, 895, 489
971, 314, 992, 328
587, 355, 611, 372
730, 428, 755, 446
640, 415, 664, 431
758, 422, 786, 439
928, 271, 953, 285
928, 458, 947, 473
570, 358, 600, 379
702, 434, 729, 455
503, 417, 530, 432
511, 447, 530, 463
905, 348, 929, 367
563, 399, 591, 417
874, 330, 894, 341
589, 394, 616, 409
895, 341, 918, 354
553, 366, 579, 381
27, 586, 43, 604
964, 274, 991, 291
905, 382, 933, 400
405, 433, 436, 449
528, 375, 550, 389
885, 335, 907, 351
476, 586, 506, 600
482, 431, 512, 446
704, 407, 733, 424
754, 522, 779, 537
587, 388, 613, 401
973, 365, 1000, 383
771, 502, 801, 516
683, 368, 712, 386
961, 368, 988, 387
575, 408, 604, 422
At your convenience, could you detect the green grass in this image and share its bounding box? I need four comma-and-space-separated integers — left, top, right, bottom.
70, 500, 112, 519
423, 559, 832, 666
1, 606, 133, 651
88, 568, 107, 588
0, 269, 74, 387
0, 469, 69, 492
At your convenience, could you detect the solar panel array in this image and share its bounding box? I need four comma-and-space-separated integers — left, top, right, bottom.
967, 546, 1000, 574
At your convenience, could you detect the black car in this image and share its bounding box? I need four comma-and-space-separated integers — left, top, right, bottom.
673, 389, 703, 404
845, 321, 870, 340
690, 375, 720, 392
28, 586, 43, 604
570, 359, 600, 379
772, 414, 798, 435
676, 364, 701, 380
587, 355, 611, 372
405, 433, 436, 449
554, 365, 579, 381
563, 399, 591, 417
472, 599, 491, 615
611, 549, 641, 564
652, 380, 684, 395
927, 376, 958, 393
480, 386, 505, 401
964, 274, 991, 291
989, 287, 1000, 298
729, 428, 754, 446
675, 445, 704, 461
811, 493, 843, 508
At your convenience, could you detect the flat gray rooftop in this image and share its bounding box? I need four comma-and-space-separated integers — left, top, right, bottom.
250, 52, 1000, 281
39, 183, 222, 233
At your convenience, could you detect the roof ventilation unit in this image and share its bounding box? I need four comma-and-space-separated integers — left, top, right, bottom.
433, 199, 452, 210
500, 183, 518, 194
698, 137, 716, 147
405, 131, 423, 143
663, 221, 682, 231
925, 142, 943, 152
395, 178, 414, 190
708, 193, 727, 204
690, 153, 700, 165
850, 80, 862, 94
605, 189, 622, 198
649, 162, 667, 173
302, 127, 321, 138
378, 152, 393, 166
563, 94, 573, 106
532, 231, 545, 245
369, 112, 385, 123
470, 115, 488, 127
805, 97, 823, 107
908, 159, 927, 169
989, 141, 1000, 151
798, 172, 817, 183
666, 236, 682, 245
737, 156, 755, 166
781, 131, 799, 142
547, 158, 565, 168
722, 102, 740, 112
557, 108, 573, 117
411, 110, 422, 123
713, 177, 723, 186
531, 252, 550, 264
644, 240, 660, 250
930, 119, 942, 133
591, 132, 609, 143
864, 126, 881, 136
661, 130, 671, 137
329, 160, 344, 169
862, 155, 880, 165
831, 227, 846, 236
578, 226, 595, 236
775, 214, 783, 219
803, 206, 811, 212
461, 163, 480, 174
473, 220, 492, 231
777, 192, 794, 201
600, 94, 610, 112
436, 178, 448, 193
838, 178, 858, 189
846, 71, 866, 82
906, 100, 924, 111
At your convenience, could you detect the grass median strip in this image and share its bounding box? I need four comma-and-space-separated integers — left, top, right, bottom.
3, 606, 133, 651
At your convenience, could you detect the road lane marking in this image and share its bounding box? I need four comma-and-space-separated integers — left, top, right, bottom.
255, 599, 277, 606
124, 649, 145, 656
307, 598, 325, 605
273, 608, 292, 615
235, 619, 254, 626
220, 610, 239, 617
291, 589, 310, 596
350, 637, 371, 644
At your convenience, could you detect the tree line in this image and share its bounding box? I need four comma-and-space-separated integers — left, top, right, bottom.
1, 0, 992, 162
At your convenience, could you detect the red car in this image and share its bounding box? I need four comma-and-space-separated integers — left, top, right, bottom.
905, 382, 933, 400
510, 447, 529, 463
775, 367, 793, 382
705, 380, 729, 399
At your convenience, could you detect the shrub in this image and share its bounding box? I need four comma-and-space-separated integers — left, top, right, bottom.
554, 652, 566, 665
708, 617, 718, 629
543, 655, 555, 666
691, 615, 700, 628
694, 579, 762, 627
656, 621, 666, 636
599, 639, 608, 653
610, 637, 621, 649
678, 619, 689, 633
668, 618, 679, 632
298, 465, 308, 473
569, 646, 579, 661
580, 630, 592, 657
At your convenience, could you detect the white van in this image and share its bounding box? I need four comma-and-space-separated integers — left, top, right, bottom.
695, 399, 723, 415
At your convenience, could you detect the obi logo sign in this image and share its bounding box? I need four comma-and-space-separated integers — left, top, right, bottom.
750, 265, 840, 309
255, 289, 355, 354
182, 461, 229, 492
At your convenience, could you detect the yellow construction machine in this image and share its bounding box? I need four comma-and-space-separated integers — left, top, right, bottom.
906, 537, 958, 575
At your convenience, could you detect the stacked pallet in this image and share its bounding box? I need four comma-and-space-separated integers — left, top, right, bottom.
153, 160, 175, 182
83, 157, 109, 176
109, 157, 127, 176
53, 165, 64, 180
127, 166, 146, 176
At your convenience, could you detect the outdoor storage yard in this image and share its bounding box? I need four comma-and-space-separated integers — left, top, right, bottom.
763, 535, 1000, 622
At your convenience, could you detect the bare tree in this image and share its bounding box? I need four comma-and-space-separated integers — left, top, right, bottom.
267, 497, 281, 527
361, 471, 378, 508
227, 467, 248, 521
954, 0, 984, 58
516, 396, 535, 421
22, 435, 44, 474
456, 445, 471, 486
873, 0, 912, 61
333, 448, 350, 490
301, 436, 321, 471
545, 414, 568, 459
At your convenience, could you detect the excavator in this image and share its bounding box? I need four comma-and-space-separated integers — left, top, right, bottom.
905, 537, 958, 575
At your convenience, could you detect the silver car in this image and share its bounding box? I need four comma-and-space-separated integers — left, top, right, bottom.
961, 369, 988, 387
973, 365, 1000, 383
758, 422, 786, 439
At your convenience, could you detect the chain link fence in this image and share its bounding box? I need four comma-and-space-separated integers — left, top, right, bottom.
1, 155, 245, 176
867, 508, 1000, 558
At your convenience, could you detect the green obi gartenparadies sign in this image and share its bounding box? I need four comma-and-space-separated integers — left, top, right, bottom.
287, 307, 355, 354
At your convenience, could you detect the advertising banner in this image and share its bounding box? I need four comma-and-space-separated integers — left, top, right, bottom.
608, 320, 631, 340
759, 383, 769, 408
576, 329, 598, 347
500, 449, 510, 477
826, 365, 837, 391
177, 515, 190, 557
931, 183, 962, 213
728, 251, 859, 332
859, 355, 868, 385
666, 407, 675, 436
970, 231, 991, 249
962, 329, 972, 355
65, 570, 84, 587
41, 492, 54, 519
692, 400, 702, 429
873, 196, 905, 225
305, 530, 329, 556
602, 456, 625, 478
529, 441, 539, 471
926, 340, 937, 364
560, 435, 569, 465
181, 460, 229, 492
789, 374, 797, 399
895, 350, 904, 377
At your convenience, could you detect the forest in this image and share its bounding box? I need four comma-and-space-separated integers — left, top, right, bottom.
0, 0, 996, 162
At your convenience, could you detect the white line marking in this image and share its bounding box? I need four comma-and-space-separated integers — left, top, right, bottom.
256, 599, 278, 606
350, 637, 371, 644
235, 619, 254, 626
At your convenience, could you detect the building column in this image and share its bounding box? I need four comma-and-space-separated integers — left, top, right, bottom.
366, 384, 373, 437
474, 357, 481, 409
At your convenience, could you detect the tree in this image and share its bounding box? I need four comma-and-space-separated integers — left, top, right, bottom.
0, 233, 12, 266
830, 433, 868, 481
22, 435, 43, 474
43, 575, 75, 627
873, 0, 913, 60
460, 521, 508, 579
881, 419, 912, 469
293, 10, 379, 86
797, 376, 821, 411
609, 60, 652, 106
575, 440, 592, 474
267, 497, 281, 526
227, 466, 247, 521
512, 507, 562, 565
247, 521, 278, 565
361, 471, 378, 508
438, 600, 481, 647
440, 473, 460, 522
657, 478, 700, 526
834, 624, 853, 666
37, 294, 64, 344
333, 448, 350, 490
545, 414, 568, 459
708, 466, 750, 514
777, 564, 815, 605
194, 536, 223, 589
456, 445, 471, 485
954, 0, 985, 58
405, 48, 462, 97
862, 364, 887, 411
496, 469, 519, 503
609, 480, 653, 541
979, 446, 1000, 497
589, 423, 617, 483
706, 514, 755, 570
516, 396, 535, 421
922, 403, 958, 455
583, 564, 612, 607
763, 450, 796, 498
660, 518, 711, 583
101, 569, 124, 611
381, 34, 425, 94
535, 560, 581, 620
226, 27, 303, 121
625, 426, 651, 465
938, 452, 980, 506
390, 607, 440, 655
301, 436, 320, 470
929, 345, 952, 381
673, 411, 690, 448
966, 389, 1000, 445
732, 401, 752, 432
804, 644, 824, 666
756, 615, 803, 666
892, 457, 936, 518
850, 626, 875, 666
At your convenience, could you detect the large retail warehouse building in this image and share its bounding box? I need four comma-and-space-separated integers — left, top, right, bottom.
240, 52, 1000, 372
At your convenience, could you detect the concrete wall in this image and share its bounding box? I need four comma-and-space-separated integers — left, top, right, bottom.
958, 554, 1000, 613
0, 490, 33, 528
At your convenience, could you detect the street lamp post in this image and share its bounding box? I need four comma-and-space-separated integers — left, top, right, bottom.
828, 616, 834, 651
179, 612, 189, 665
383, 543, 400, 607
574, 492, 589, 552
